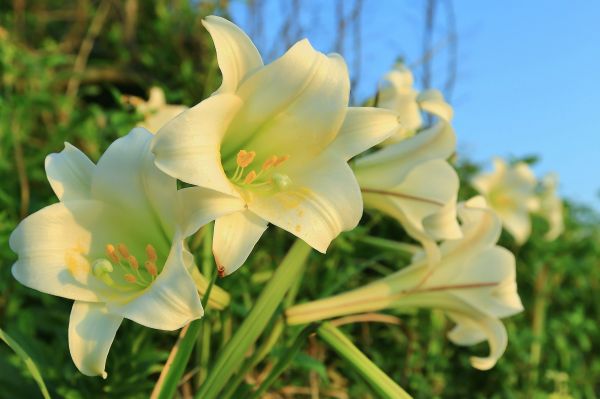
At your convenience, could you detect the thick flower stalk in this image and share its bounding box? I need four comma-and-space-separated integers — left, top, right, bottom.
355, 121, 462, 262
127, 86, 188, 133
537, 173, 564, 240
378, 63, 453, 143
10, 128, 241, 378
152, 16, 401, 276
286, 197, 524, 370
472, 158, 539, 244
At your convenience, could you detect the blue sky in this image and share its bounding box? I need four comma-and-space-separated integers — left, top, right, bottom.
229, 1, 600, 209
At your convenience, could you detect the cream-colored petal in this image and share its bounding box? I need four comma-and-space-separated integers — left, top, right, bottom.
212, 210, 268, 276
69, 301, 122, 378
355, 122, 456, 188
222, 39, 349, 159
92, 128, 178, 241
107, 240, 203, 330
176, 186, 245, 238
45, 143, 95, 201
362, 160, 460, 262
152, 94, 243, 196
417, 89, 453, 122
436, 247, 523, 318
202, 16, 263, 94
139, 105, 188, 134
439, 197, 503, 262
377, 68, 422, 134
250, 153, 361, 253
10, 201, 108, 302
446, 311, 508, 370
498, 207, 531, 245
328, 107, 401, 160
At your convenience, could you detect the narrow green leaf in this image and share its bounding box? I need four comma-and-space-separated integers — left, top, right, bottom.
195, 239, 312, 399
150, 272, 217, 399
0, 328, 51, 399
249, 324, 319, 399
317, 322, 412, 399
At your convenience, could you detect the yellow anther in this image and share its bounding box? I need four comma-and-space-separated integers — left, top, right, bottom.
243, 170, 257, 184
105, 244, 119, 263
236, 150, 256, 168
262, 155, 278, 171
124, 274, 137, 283
273, 155, 290, 167
118, 243, 130, 258
146, 244, 157, 262
127, 255, 139, 270
145, 261, 158, 277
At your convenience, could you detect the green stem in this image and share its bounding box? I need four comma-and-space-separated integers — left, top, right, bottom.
317, 322, 412, 399
249, 324, 319, 399
0, 328, 51, 399
195, 239, 312, 399
357, 235, 420, 256
150, 273, 217, 399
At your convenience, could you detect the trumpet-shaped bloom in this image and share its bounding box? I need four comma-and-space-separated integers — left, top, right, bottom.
10, 128, 241, 377
152, 16, 401, 275
131, 87, 188, 133
286, 197, 523, 370
472, 158, 539, 244
378, 64, 453, 143
538, 173, 564, 241
355, 121, 462, 262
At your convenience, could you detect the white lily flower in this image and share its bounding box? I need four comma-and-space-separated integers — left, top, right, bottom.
472, 158, 539, 245
355, 121, 462, 262
10, 128, 242, 378
378, 64, 453, 143
152, 16, 401, 276
286, 197, 524, 370
538, 173, 564, 241
130, 87, 188, 133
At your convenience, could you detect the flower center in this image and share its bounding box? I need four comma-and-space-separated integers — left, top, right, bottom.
66, 243, 161, 291
227, 149, 292, 192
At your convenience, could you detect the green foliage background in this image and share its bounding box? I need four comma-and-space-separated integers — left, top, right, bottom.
1, 2, 599, 398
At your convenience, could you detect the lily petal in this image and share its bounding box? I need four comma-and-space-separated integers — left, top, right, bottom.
10, 201, 108, 302
107, 240, 203, 330
250, 152, 361, 253
355, 122, 456, 188
497, 207, 531, 245
45, 143, 95, 201
223, 39, 349, 159
213, 210, 269, 276
378, 67, 422, 133
152, 94, 243, 196
177, 186, 246, 238
446, 311, 508, 371
69, 301, 122, 378
92, 128, 178, 240
417, 89, 453, 122
328, 107, 401, 161
202, 16, 263, 94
